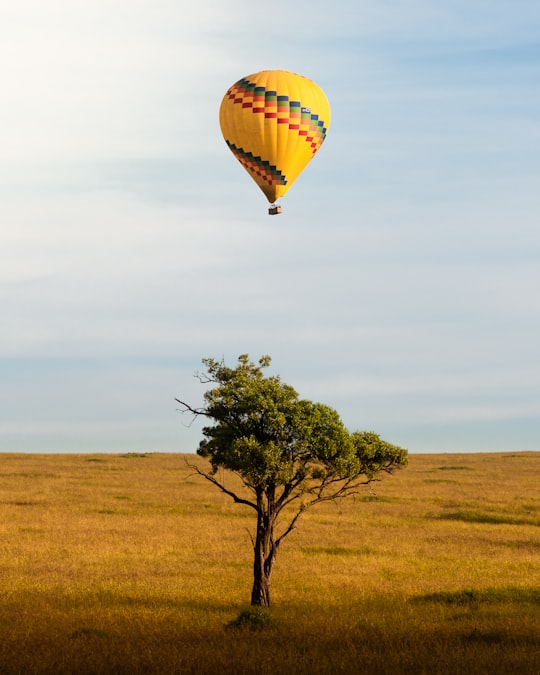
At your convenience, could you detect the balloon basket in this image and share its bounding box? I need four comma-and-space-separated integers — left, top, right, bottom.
268, 204, 283, 216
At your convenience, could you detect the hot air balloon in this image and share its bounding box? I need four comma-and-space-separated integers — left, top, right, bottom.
219, 70, 331, 215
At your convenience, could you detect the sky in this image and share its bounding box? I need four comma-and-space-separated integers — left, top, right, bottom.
1, 0, 539, 454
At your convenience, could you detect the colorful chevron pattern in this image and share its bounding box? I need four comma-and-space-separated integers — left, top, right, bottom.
226, 141, 287, 187
224, 78, 328, 154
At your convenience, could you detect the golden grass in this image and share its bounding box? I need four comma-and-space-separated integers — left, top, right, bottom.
0, 451, 538, 674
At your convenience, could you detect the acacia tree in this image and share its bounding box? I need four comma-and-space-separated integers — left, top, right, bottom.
176, 354, 407, 607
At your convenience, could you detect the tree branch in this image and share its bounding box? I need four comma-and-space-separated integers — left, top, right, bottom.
175, 398, 208, 417
274, 474, 373, 549
185, 460, 257, 511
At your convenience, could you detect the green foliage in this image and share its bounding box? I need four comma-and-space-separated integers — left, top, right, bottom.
226, 607, 273, 631
351, 431, 408, 479
196, 354, 407, 493
197, 355, 356, 489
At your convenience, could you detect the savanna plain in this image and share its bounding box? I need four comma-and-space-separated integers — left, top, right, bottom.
0, 451, 538, 674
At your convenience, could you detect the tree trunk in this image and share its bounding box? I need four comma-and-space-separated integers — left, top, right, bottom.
250, 504, 276, 607
251, 558, 271, 607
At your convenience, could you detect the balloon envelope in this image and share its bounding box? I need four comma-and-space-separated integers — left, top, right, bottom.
219, 70, 331, 204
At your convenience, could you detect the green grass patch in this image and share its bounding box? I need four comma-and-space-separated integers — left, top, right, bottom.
423, 479, 457, 484
437, 465, 474, 471
413, 587, 540, 606
440, 510, 539, 526
226, 607, 273, 631
460, 629, 527, 646
359, 494, 399, 503
302, 545, 373, 556
4, 500, 42, 507
10, 471, 58, 477
501, 539, 540, 550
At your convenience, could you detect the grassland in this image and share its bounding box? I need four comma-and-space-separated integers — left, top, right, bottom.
0, 451, 538, 674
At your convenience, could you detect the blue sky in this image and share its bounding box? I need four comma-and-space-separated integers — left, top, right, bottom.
1, 1, 539, 454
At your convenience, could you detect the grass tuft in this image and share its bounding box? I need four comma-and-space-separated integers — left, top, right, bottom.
226, 607, 273, 631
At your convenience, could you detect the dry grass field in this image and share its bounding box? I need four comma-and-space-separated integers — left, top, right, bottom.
0, 451, 538, 674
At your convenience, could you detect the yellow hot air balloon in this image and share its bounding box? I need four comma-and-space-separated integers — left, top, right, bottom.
219, 70, 331, 215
